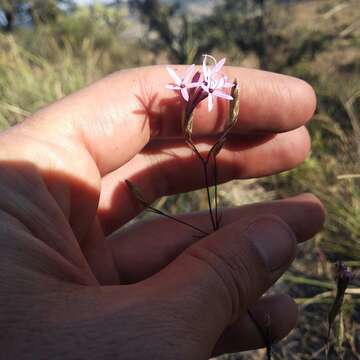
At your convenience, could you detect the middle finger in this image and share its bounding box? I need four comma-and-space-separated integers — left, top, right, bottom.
99, 127, 310, 234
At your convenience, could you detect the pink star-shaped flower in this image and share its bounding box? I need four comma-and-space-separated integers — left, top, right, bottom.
200, 55, 234, 111
165, 64, 198, 101
201, 76, 234, 112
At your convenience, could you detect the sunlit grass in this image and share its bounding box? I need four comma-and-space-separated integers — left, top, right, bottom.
0, 34, 107, 128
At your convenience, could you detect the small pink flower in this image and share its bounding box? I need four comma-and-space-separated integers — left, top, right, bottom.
166, 64, 198, 101
165, 56, 234, 112
201, 76, 234, 112
200, 55, 234, 111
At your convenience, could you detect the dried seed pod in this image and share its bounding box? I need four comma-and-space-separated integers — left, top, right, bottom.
183, 110, 194, 141
229, 79, 240, 129
327, 262, 354, 343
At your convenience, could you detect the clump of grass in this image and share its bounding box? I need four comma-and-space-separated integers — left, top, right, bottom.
260, 86, 360, 359
0, 4, 149, 130
271, 91, 360, 262
0, 34, 105, 128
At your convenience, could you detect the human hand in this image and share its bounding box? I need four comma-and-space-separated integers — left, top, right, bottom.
0, 66, 324, 359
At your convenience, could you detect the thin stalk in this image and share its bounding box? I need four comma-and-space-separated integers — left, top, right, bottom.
186, 139, 205, 163
206, 132, 230, 230
186, 139, 216, 231
202, 160, 216, 231
147, 206, 209, 236
213, 153, 219, 229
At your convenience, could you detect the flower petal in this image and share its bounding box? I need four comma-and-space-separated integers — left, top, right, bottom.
202, 56, 209, 79
165, 84, 181, 90
208, 94, 214, 111
217, 77, 225, 89
213, 90, 233, 100
223, 82, 235, 88
212, 57, 226, 74
166, 66, 181, 85
181, 87, 189, 101
222, 76, 235, 88
183, 64, 195, 83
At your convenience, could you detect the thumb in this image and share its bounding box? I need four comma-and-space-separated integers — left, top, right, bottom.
150, 215, 297, 359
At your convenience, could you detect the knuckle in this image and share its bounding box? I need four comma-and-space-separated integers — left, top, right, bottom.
186, 239, 263, 321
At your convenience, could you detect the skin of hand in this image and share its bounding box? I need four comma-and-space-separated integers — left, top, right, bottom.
0, 65, 325, 359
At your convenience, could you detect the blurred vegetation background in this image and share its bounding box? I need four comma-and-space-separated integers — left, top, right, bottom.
0, 0, 359, 358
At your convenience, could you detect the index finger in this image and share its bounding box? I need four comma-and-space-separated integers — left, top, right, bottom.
22, 65, 316, 176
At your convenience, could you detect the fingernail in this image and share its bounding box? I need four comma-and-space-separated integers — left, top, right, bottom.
248, 217, 297, 272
